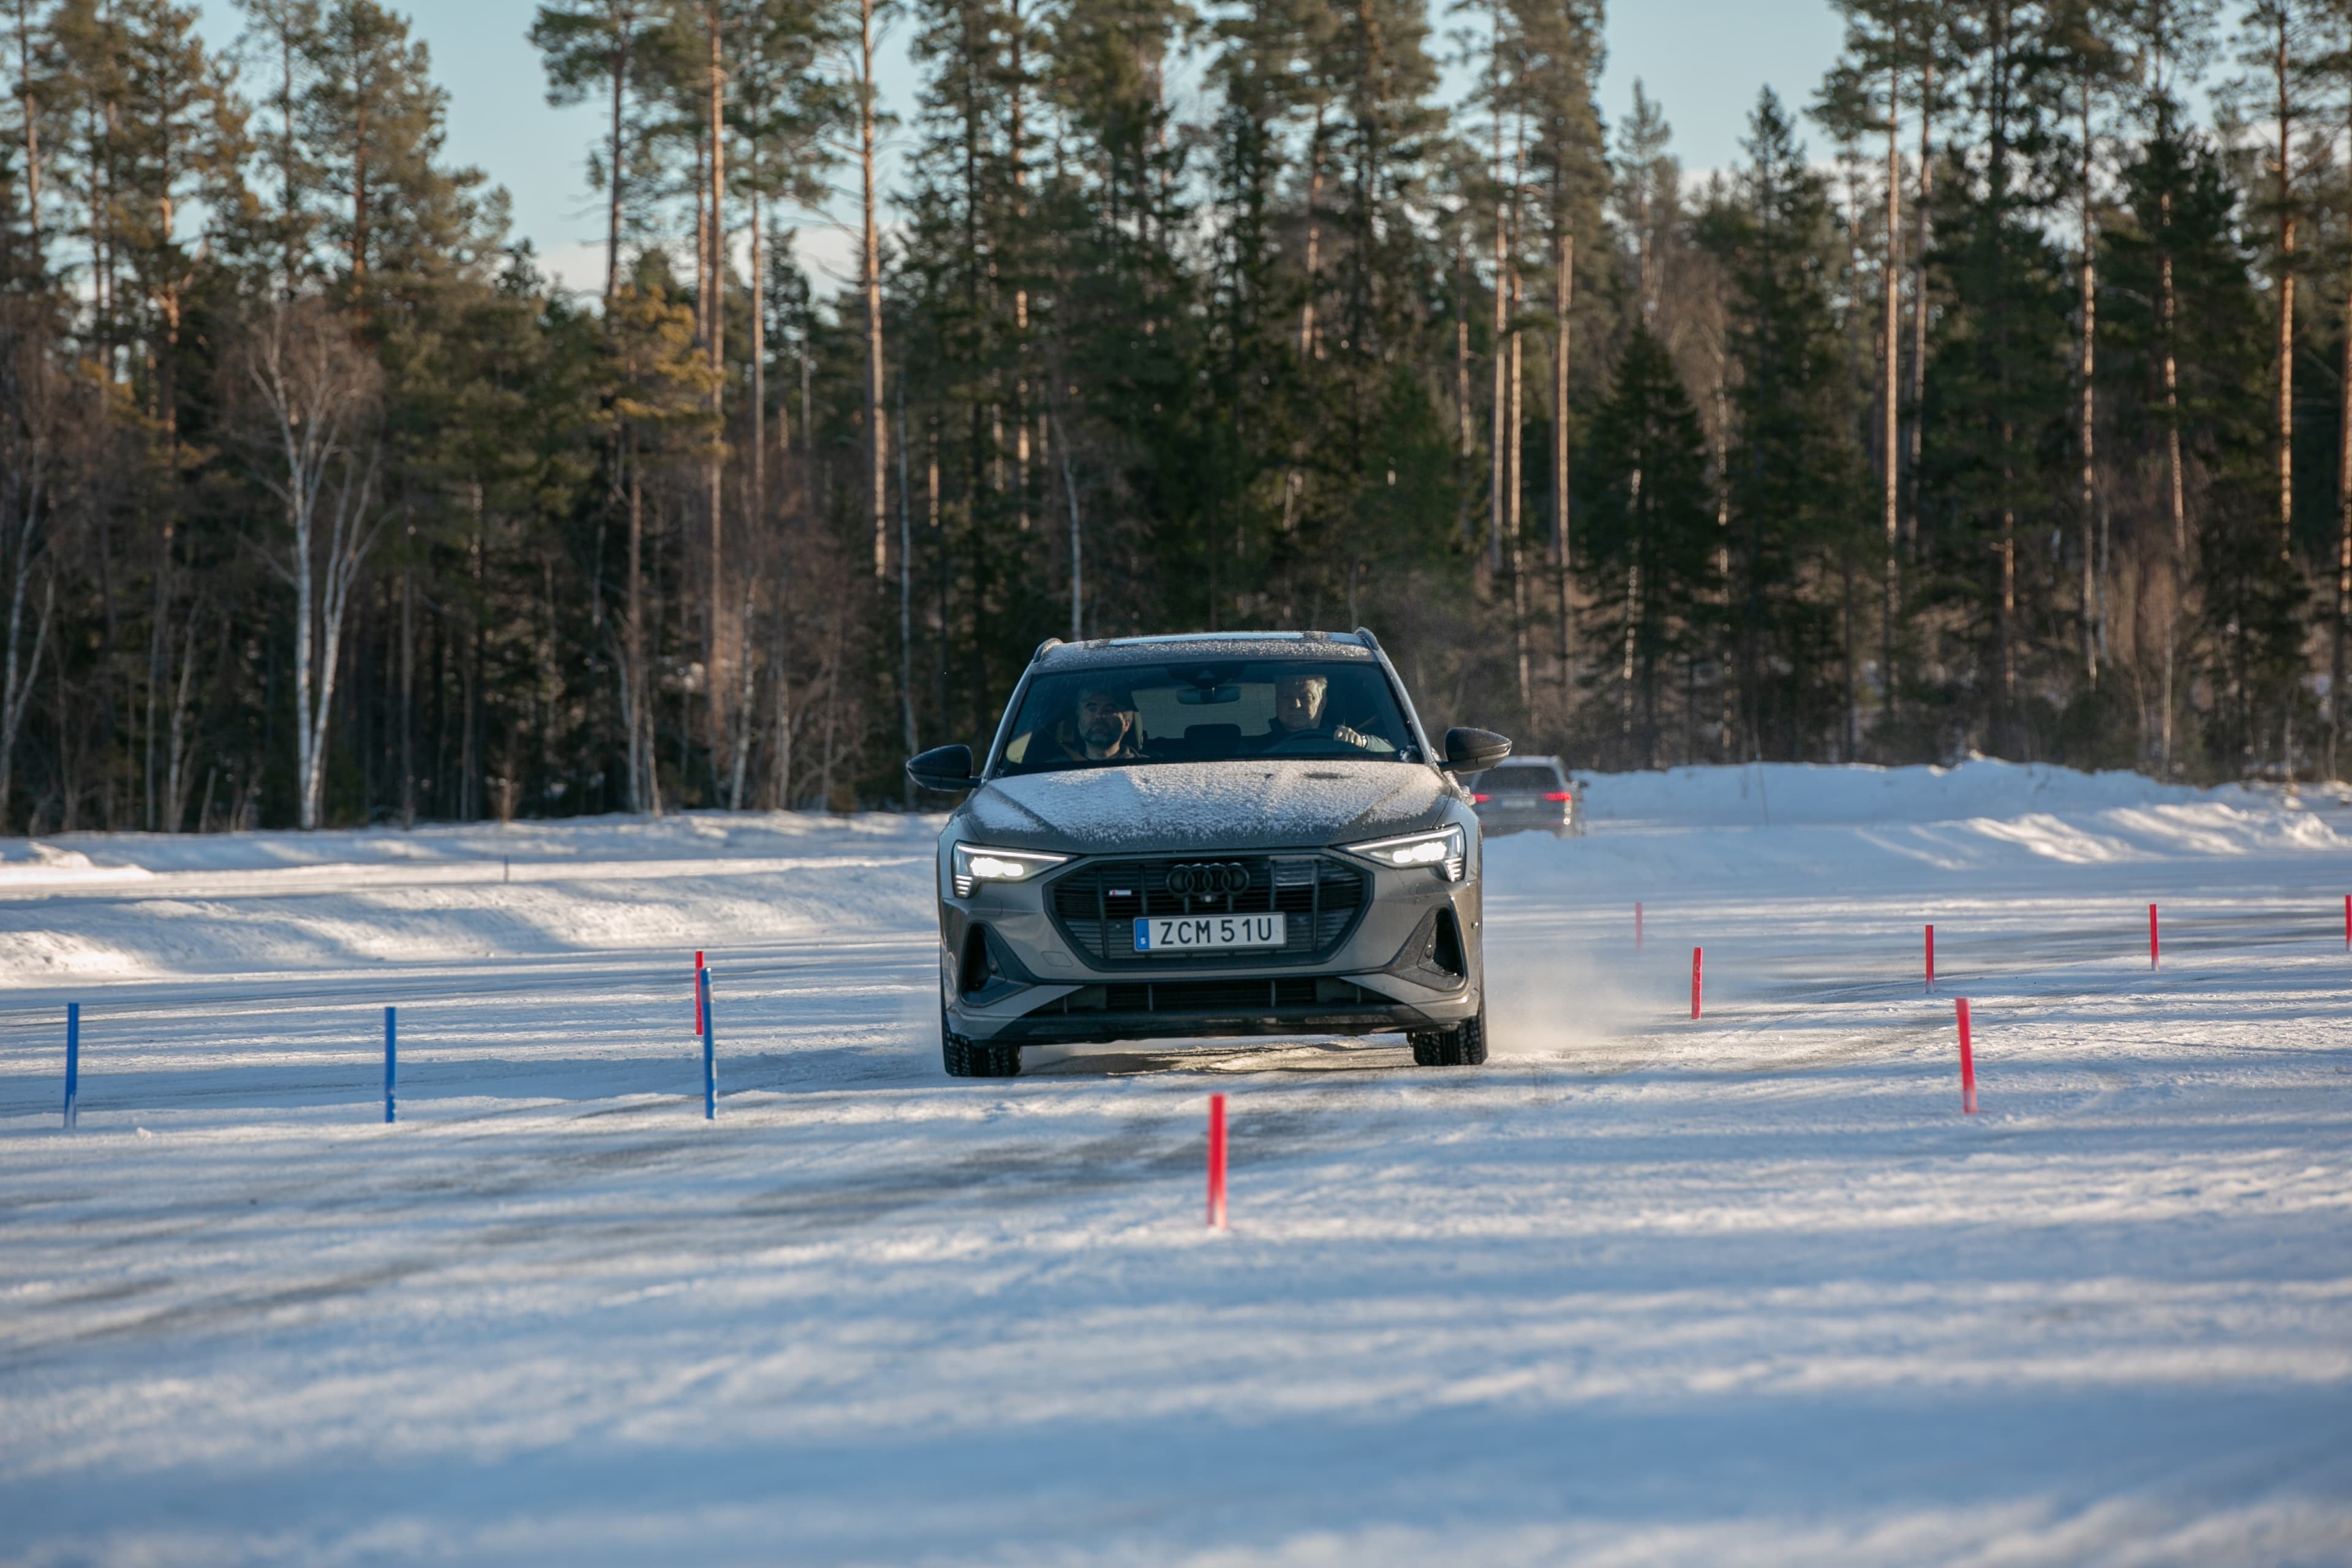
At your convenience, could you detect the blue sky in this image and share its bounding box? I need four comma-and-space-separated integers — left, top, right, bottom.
192, 0, 1850, 296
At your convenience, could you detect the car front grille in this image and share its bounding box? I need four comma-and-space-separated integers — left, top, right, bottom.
1049, 854, 1366, 965
1031, 976, 1388, 1015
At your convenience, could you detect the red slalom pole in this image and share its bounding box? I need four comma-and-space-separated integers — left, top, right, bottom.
2343, 894, 2348, 952
1925, 924, 1936, 993
694, 950, 706, 1035
1206, 1093, 1227, 1230
2149, 904, 2159, 970
1956, 998, 1977, 1115
1635, 902, 1644, 951
1691, 947, 1703, 1020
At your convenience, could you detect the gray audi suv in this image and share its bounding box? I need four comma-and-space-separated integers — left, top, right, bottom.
905, 629, 1510, 1077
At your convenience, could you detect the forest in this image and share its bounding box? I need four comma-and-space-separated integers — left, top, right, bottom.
0, 0, 2344, 833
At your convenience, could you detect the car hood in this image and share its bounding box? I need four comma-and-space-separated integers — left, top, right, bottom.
962, 760, 1452, 854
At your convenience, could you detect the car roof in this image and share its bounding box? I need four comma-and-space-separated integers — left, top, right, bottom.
1030, 631, 1378, 671
1484, 756, 1565, 770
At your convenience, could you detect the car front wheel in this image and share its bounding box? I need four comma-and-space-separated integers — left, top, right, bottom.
1409, 1004, 1488, 1067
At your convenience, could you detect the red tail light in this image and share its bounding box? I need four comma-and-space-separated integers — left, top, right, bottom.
1471, 793, 1491, 804
1543, 791, 1572, 802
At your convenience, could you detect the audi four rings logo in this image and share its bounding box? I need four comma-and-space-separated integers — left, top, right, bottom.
1167, 862, 1252, 897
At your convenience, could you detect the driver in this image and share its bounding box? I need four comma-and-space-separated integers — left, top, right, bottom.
1056, 683, 1144, 761
1264, 671, 1381, 752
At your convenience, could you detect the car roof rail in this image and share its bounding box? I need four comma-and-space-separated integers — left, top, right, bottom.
1351, 625, 1382, 653
1032, 637, 1064, 662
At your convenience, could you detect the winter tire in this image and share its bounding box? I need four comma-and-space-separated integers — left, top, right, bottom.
1409, 1003, 1488, 1068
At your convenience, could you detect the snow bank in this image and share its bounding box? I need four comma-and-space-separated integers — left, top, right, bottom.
1491, 761, 2349, 902
1577, 758, 2255, 827
0, 808, 937, 880
0, 812, 945, 989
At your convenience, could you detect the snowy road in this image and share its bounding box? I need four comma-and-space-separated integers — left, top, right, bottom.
2, 764, 2350, 1566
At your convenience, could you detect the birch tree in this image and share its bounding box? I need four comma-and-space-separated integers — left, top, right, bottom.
244, 296, 385, 831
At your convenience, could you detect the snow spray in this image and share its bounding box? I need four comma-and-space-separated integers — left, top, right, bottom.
383, 1006, 397, 1125
1207, 1093, 1227, 1230
1635, 902, 1643, 951
1956, 998, 1977, 1115
2149, 904, 2160, 970
1925, 924, 1936, 993
694, 951, 705, 1035
1691, 948, 1703, 1020
699, 968, 717, 1121
61, 1003, 78, 1131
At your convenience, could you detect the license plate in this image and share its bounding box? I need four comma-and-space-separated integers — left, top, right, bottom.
1133, 913, 1287, 953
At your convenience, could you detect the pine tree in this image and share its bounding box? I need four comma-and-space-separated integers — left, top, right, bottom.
1708, 89, 1868, 761
299, 0, 486, 306
1576, 326, 1716, 769
1915, 0, 2071, 758
529, 0, 664, 302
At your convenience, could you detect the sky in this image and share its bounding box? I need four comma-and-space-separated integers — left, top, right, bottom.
190, 0, 1852, 298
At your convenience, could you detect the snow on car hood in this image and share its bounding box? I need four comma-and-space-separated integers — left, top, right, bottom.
963, 760, 1452, 853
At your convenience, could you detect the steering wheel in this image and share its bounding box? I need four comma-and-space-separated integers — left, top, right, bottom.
1261, 728, 1338, 755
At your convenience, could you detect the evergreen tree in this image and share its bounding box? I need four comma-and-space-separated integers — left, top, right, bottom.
529, 0, 665, 302
1915, 0, 2071, 758
1708, 89, 1869, 762
1576, 326, 1716, 769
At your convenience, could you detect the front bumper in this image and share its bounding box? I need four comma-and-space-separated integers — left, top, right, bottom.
939, 846, 1482, 1046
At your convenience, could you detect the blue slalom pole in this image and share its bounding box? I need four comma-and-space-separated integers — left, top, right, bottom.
699, 968, 715, 1120
62, 1003, 79, 1130
384, 1005, 398, 1124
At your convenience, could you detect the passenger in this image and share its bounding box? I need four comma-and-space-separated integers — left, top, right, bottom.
1264, 671, 1381, 752
1057, 684, 1144, 761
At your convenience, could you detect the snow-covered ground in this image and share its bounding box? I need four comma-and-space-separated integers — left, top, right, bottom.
2, 761, 2349, 1566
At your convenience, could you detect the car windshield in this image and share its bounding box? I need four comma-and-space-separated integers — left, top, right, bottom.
995, 658, 1419, 775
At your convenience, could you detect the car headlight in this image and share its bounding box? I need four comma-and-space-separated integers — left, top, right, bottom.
1346, 824, 1466, 882
951, 843, 1069, 897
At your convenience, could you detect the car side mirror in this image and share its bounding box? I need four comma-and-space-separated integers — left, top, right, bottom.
906, 743, 979, 793
1441, 726, 1512, 773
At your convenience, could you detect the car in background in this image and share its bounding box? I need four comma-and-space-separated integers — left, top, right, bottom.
1468, 755, 1583, 837
905, 629, 1511, 1077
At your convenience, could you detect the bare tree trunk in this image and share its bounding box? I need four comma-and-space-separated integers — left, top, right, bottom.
1509, 262, 1528, 707
15, 0, 41, 269
897, 381, 916, 801
161, 607, 202, 833
2337, 262, 2351, 778
401, 561, 415, 825
624, 451, 652, 813
1882, 71, 1901, 728
706, 5, 728, 790
0, 560, 53, 832
751, 176, 764, 527
606, 20, 628, 302
2000, 447, 2017, 747
1488, 187, 1507, 578
727, 579, 758, 809
1907, 59, 1933, 557
2079, 78, 2100, 686
2160, 200, 2185, 774
1457, 227, 1474, 545
1059, 410, 1084, 639
1553, 232, 1572, 696
861, 0, 886, 578
2275, 20, 2296, 546
1282, 108, 1327, 535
